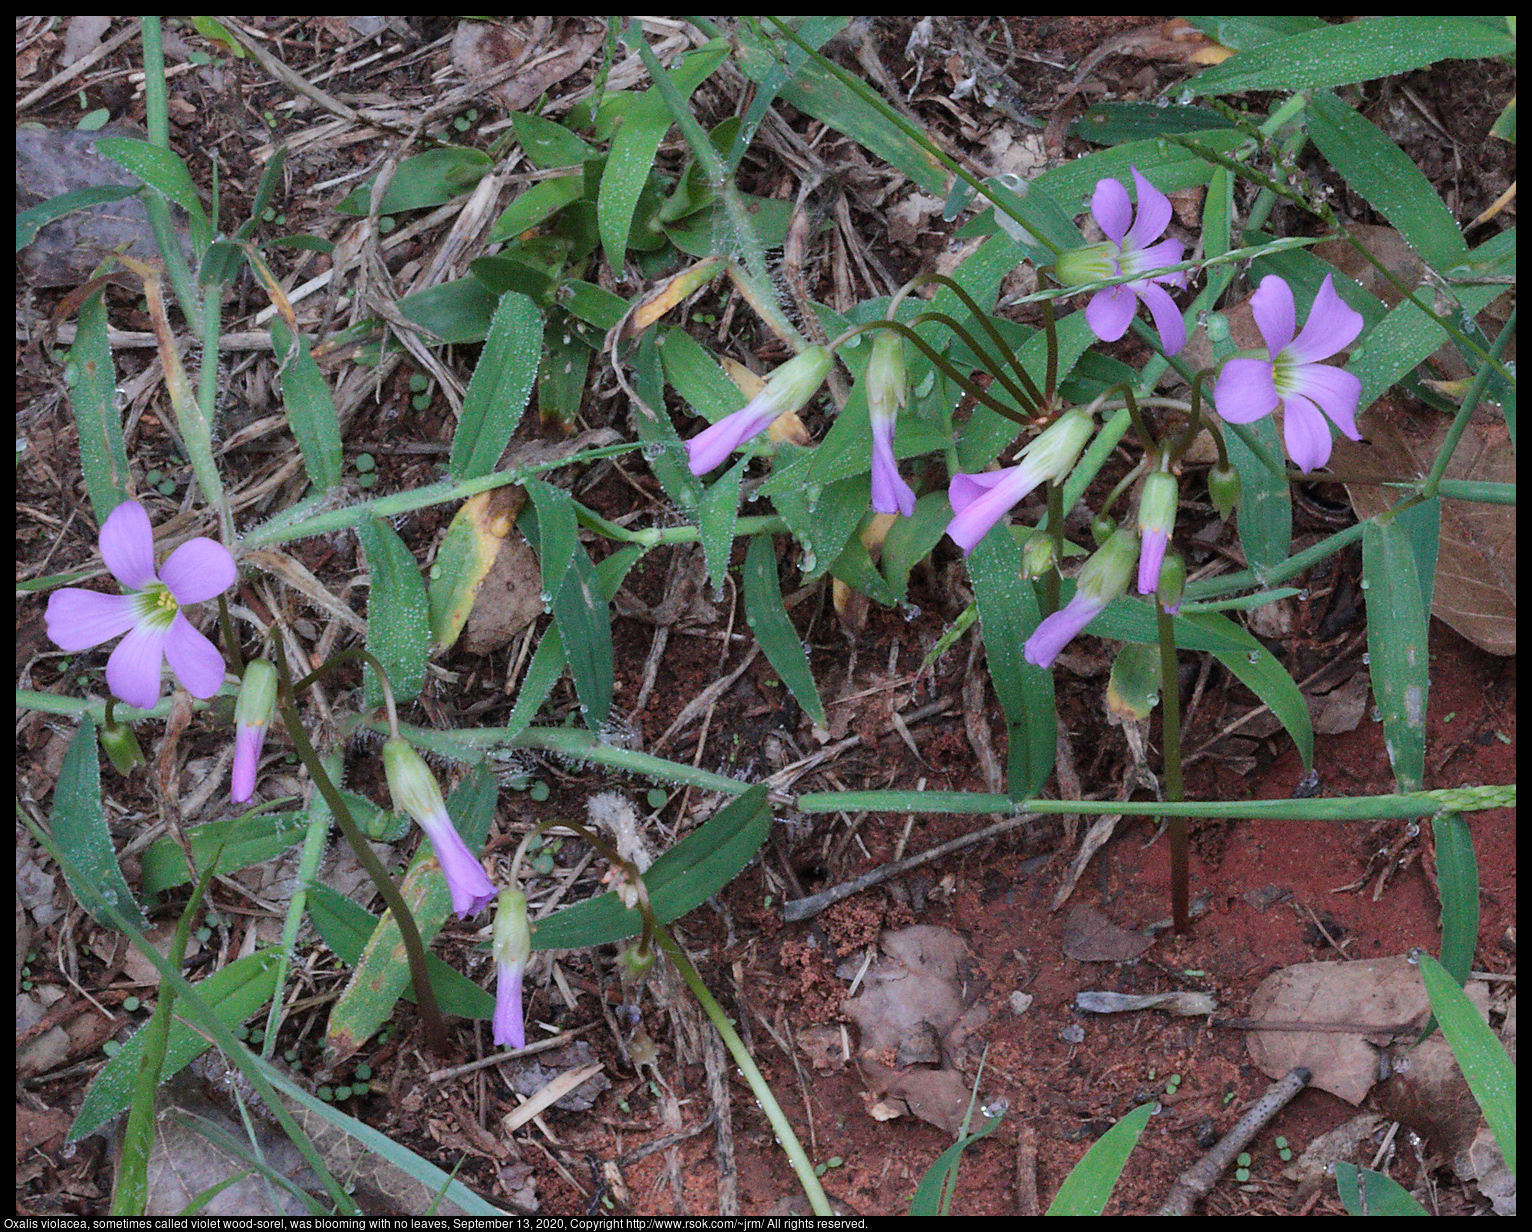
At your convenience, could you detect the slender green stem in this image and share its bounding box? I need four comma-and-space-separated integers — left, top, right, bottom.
656, 929, 833, 1215
1421, 306, 1516, 500
1156, 599, 1188, 933
136, 17, 203, 333
273, 648, 448, 1052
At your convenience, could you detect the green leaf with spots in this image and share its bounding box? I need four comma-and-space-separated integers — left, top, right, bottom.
450, 290, 543, 482
743, 533, 826, 729
51, 715, 147, 931
1363, 517, 1430, 792
358, 516, 431, 710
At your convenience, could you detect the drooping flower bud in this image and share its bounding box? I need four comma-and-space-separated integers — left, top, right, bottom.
685, 346, 833, 475
866, 330, 915, 516
231, 659, 277, 803
1024, 528, 1139, 669
383, 737, 496, 919
1207, 462, 1241, 521
1021, 529, 1056, 580
1135, 470, 1179, 596
616, 941, 656, 989
1155, 548, 1187, 614
100, 719, 146, 775
492, 887, 531, 1050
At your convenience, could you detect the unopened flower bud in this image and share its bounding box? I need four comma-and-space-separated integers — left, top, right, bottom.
1155, 548, 1187, 614
492, 888, 531, 1050
231, 659, 277, 802
100, 719, 146, 775
1135, 471, 1179, 596
1090, 512, 1117, 548
616, 942, 656, 988
384, 737, 496, 919
1208, 462, 1240, 520
1021, 529, 1056, 579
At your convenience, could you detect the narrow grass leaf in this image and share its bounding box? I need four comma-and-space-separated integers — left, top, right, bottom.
488, 176, 587, 243
1190, 16, 1512, 95
68, 950, 280, 1143
1226, 414, 1292, 579
503, 624, 565, 740
306, 884, 494, 1022
50, 715, 147, 930
1334, 1162, 1430, 1215
632, 332, 703, 511
16, 185, 137, 249
94, 137, 213, 247
699, 458, 747, 593
1363, 518, 1430, 792
1431, 814, 1480, 987
1047, 1102, 1153, 1215
743, 534, 827, 728
269, 319, 343, 493
531, 785, 772, 949
66, 289, 132, 521
967, 526, 1055, 798
1417, 953, 1516, 1178
908, 1110, 1003, 1215
882, 492, 957, 603
336, 147, 492, 215
323, 766, 498, 1052
357, 516, 431, 710
598, 41, 728, 272
1307, 92, 1467, 273
449, 290, 543, 481
140, 808, 309, 898
510, 110, 598, 170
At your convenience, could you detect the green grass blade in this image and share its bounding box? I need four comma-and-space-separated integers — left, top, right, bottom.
1307, 92, 1467, 274
66, 289, 133, 522
50, 715, 147, 930
698, 458, 747, 592
1190, 16, 1513, 95
743, 533, 827, 729
1225, 414, 1292, 580
1046, 1102, 1153, 1215
908, 1110, 1003, 1215
269, 319, 344, 493
449, 290, 543, 482
1362, 518, 1430, 792
16, 184, 138, 249
139, 807, 309, 898
322, 766, 498, 1054
1334, 1162, 1430, 1215
1418, 954, 1516, 1178
967, 524, 1055, 799
69, 950, 280, 1143
357, 516, 431, 709
1432, 814, 1480, 987
94, 136, 213, 249
335, 147, 491, 216
531, 785, 772, 950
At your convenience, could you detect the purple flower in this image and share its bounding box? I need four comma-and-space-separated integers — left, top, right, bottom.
383, 737, 496, 919
685, 346, 832, 475
231, 659, 277, 803
1024, 528, 1138, 669
1135, 471, 1178, 596
1212, 275, 1363, 472
1056, 167, 1187, 356
866, 331, 915, 517
492, 888, 531, 1050
44, 501, 234, 710
946, 409, 1095, 554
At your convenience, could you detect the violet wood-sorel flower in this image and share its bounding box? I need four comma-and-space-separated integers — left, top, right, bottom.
1212, 274, 1363, 473
946, 409, 1095, 555
865, 330, 916, 517
1055, 166, 1187, 356
685, 345, 832, 475
231, 659, 277, 803
382, 737, 496, 919
492, 887, 532, 1050
44, 501, 235, 710
1135, 470, 1179, 596
1024, 527, 1139, 669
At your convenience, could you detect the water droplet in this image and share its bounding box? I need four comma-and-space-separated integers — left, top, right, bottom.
1146, 693, 1160, 708
799, 550, 817, 573
62, 363, 79, 384
100, 889, 117, 904
539, 591, 552, 604
1246, 650, 1261, 664
642, 441, 666, 461
1296, 589, 1309, 600
1360, 652, 1370, 665
843, 334, 862, 349
901, 603, 921, 622
1405, 946, 1423, 965
1359, 578, 1370, 590
1370, 707, 1382, 722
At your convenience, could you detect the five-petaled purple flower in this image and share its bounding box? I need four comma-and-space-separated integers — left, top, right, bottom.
1057, 166, 1187, 356
1212, 274, 1363, 473
44, 501, 234, 710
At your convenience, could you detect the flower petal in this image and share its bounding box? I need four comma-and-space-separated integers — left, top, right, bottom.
1280, 394, 1335, 473
159, 538, 236, 604
1286, 275, 1363, 365
1132, 281, 1186, 356
105, 623, 169, 710
45, 588, 137, 652
1090, 176, 1133, 244
1249, 276, 1297, 356
231, 721, 266, 803
684, 399, 779, 475
869, 425, 916, 517
99, 501, 158, 591
1137, 529, 1168, 595
1293, 362, 1363, 441
1122, 167, 1172, 252
1085, 285, 1136, 343
1023, 592, 1103, 669
493, 958, 527, 1049
1134, 237, 1186, 289
162, 614, 228, 699
1213, 358, 1280, 424
417, 814, 497, 918
945, 465, 1039, 554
